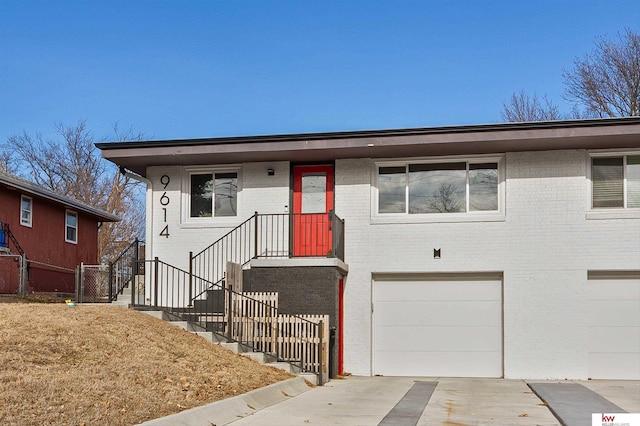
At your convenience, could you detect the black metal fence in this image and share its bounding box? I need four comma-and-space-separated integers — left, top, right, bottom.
191, 211, 345, 290
132, 257, 328, 383
74, 239, 144, 303
108, 239, 144, 302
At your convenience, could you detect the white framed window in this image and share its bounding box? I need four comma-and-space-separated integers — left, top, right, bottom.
375, 157, 503, 217
184, 168, 240, 220
65, 210, 78, 244
591, 153, 640, 209
20, 195, 32, 227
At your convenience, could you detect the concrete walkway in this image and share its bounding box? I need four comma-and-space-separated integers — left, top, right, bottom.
138, 376, 639, 425
228, 377, 639, 426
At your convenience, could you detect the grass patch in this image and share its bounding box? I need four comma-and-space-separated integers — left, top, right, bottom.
0, 304, 293, 425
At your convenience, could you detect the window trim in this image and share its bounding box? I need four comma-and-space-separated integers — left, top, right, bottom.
65, 210, 78, 244
588, 150, 640, 211
372, 155, 505, 223
181, 166, 241, 225
20, 195, 32, 227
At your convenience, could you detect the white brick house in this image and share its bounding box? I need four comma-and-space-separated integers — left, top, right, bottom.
97, 118, 640, 380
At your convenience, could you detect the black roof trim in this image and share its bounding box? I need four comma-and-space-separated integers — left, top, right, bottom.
96, 117, 640, 150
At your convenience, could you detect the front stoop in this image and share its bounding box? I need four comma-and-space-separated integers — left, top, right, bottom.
139, 310, 320, 385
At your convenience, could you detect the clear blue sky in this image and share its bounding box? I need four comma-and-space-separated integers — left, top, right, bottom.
1, 0, 638, 144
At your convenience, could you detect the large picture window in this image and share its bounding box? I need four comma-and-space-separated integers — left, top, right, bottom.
592, 155, 640, 209
377, 160, 499, 215
189, 171, 238, 218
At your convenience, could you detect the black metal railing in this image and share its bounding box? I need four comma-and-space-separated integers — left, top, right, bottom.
131, 257, 327, 383
1, 223, 25, 256
190, 211, 345, 291
108, 238, 144, 302
189, 215, 257, 302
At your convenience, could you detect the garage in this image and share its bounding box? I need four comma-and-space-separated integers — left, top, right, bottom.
373, 274, 503, 377
587, 273, 640, 380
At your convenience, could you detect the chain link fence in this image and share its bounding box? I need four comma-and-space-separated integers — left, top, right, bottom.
0, 254, 26, 295
75, 263, 110, 303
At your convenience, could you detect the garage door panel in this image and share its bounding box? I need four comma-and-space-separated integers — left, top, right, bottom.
587, 327, 640, 352
588, 280, 640, 300
588, 353, 640, 380
375, 300, 502, 327
375, 350, 502, 378
375, 326, 502, 352
587, 277, 640, 380
375, 281, 501, 302
374, 278, 502, 378
587, 301, 640, 326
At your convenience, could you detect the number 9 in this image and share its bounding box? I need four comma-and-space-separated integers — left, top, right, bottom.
160, 174, 170, 189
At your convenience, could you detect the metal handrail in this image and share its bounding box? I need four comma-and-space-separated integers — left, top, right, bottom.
1, 223, 25, 256
131, 257, 327, 382
108, 238, 144, 302
190, 211, 345, 295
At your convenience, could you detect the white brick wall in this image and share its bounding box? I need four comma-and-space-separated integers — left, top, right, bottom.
336, 150, 639, 379
146, 149, 640, 379
146, 163, 291, 272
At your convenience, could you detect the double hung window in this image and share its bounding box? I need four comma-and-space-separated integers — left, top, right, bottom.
591, 155, 640, 209
377, 159, 500, 215
65, 211, 78, 244
189, 171, 238, 218
20, 196, 32, 227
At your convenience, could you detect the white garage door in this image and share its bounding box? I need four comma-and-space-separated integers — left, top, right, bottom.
587, 276, 640, 380
373, 277, 502, 377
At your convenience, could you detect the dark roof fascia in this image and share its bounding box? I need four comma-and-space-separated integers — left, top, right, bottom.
0, 171, 120, 222
95, 117, 640, 150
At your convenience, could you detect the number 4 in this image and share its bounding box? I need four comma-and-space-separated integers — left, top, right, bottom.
159, 225, 170, 238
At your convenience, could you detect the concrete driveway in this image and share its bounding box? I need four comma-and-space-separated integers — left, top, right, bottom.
229, 376, 640, 426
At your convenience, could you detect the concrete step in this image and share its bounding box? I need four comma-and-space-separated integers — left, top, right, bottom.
241, 351, 277, 364
193, 331, 227, 343
219, 342, 252, 354
297, 372, 319, 385
140, 310, 170, 321
267, 362, 299, 374
136, 308, 319, 383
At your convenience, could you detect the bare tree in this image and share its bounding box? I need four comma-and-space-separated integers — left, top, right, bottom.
502, 29, 639, 121
563, 29, 640, 118
2, 121, 144, 261
501, 90, 563, 122
427, 183, 463, 213
0, 151, 13, 173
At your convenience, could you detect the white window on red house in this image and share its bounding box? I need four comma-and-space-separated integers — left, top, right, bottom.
20, 195, 33, 227
65, 211, 78, 244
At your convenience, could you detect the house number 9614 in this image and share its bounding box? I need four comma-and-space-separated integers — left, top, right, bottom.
159, 174, 170, 238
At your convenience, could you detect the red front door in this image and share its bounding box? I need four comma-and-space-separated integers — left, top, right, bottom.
292, 165, 334, 256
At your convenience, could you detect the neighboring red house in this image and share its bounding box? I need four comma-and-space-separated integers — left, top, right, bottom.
0, 170, 119, 294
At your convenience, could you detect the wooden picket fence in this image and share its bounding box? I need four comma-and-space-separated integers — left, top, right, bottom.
278, 314, 329, 375
225, 291, 328, 375
227, 292, 278, 352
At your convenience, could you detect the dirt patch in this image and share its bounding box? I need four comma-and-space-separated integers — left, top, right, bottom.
0, 303, 294, 425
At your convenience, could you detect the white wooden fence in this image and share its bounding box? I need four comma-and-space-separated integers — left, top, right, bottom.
226, 291, 328, 375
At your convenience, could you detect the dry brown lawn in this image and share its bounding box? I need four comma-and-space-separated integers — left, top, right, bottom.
0, 303, 294, 425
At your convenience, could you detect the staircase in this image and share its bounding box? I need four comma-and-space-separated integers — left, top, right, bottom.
138, 308, 321, 384
1, 223, 25, 256
110, 211, 343, 385
113, 276, 326, 385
